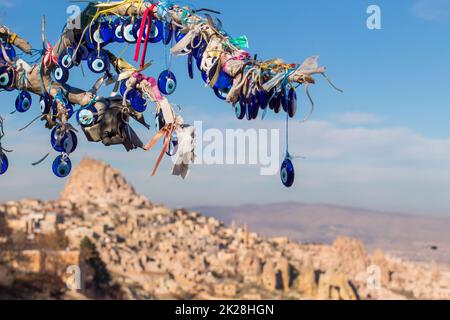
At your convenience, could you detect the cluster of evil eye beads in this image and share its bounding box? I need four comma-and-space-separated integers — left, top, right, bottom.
0, 14, 296, 187
0, 42, 14, 175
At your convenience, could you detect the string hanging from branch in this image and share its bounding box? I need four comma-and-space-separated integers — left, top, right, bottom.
0, 0, 341, 187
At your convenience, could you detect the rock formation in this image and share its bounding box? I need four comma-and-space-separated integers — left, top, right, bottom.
1, 158, 449, 300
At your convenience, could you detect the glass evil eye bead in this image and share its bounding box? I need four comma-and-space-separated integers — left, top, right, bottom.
58, 47, 79, 70
213, 71, 233, 90
51, 128, 77, 153
247, 95, 259, 120
76, 106, 98, 127
279, 89, 288, 112
166, 132, 179, 157
53, 66, 69, 83
87, 50, 110, 74
79, 44, 90, 61
0, 153, 8, 175
113, 19, 125, 43
0, 66, 14, 89
85, 24, 106, 49
188, 54, 194, 79
149, 20, 164, 43
280, 158, 295, 188
201, 71, 208, 84
99, 21, 115, 44
235, 102, 246, 120
119, 79, 128, 96
133, 19, 163, 43
158, 70, 177, 95
175, 28, 186, 43
214, 87, 230, 101
287, 88, 297, 118
280, 157, 295, 188
122, 18, 137, 43
214, 89, 230, 101
40, 93, 52, 114
257, 90, 269, 110
163, 22, 173, 45
2, 43, 16, 61
52, 155, 72, 178
129, 90, 147, 113
236, 94, 247, 120
15, 91, 32, 113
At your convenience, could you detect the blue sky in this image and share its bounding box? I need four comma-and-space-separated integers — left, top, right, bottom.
0, 0, 450, 216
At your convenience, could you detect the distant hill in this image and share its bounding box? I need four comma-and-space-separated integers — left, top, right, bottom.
191, 203, 450, 264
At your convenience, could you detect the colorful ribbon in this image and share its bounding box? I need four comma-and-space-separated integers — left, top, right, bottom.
134, 4, 156, 69
144, 123, 174, 176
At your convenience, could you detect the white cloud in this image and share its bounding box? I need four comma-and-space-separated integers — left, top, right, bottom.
2, 111, 450, 215
412, 0, 450, 21
334, 112, 382, 126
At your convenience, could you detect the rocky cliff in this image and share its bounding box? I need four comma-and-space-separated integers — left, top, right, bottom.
0, 158, 449, 300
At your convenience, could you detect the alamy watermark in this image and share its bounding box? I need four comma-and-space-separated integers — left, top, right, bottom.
186, 121, 281, 176
66, 265, 82, 291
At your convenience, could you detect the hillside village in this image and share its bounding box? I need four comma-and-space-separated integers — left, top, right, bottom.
0, 158, 449, 300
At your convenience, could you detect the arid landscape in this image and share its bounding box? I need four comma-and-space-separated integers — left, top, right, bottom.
193, 203, 450, 264
0, 158, 449, 300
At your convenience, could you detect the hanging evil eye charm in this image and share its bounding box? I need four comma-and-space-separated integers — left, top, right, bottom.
52, 155, 72, 178
213, 72, 233, 91
85, 24, 106, 49
247, 94, 259, 120
188, 54, 194, 79
132, 18, 146, 41
280, 157, 295, 188
163, 22, 172, 45
76, 106, 98, 127
119, 79, 129, 96
0, 153, 8, 175
87, 50, 110, 74
194, 41, 207, 67
113, 19, 125, 43
53, 66, 69, 83
79, 44, 90, 61
158, 70, 177, 95
214, 87, 229, 101
175, 28, 186, 43
0, 66, 14, 89
236, 94, 247, 120
201, 71, 208, 84
2, 43, 16, 61
51, 128, 78, 154
287, 88, 297, 118
166, 132, 179, 157
155, 111, 166, 132
122, 18, 137, 43
40, 93, 52, 114
257, 90, 269, 110
129, 90, 147, 113
235, 102, 246, 120
272, 93, 282, 114
136, 19, 163, 43
15, 91, 32, 113
100, 21, 115, 44
58, 47, 78, 70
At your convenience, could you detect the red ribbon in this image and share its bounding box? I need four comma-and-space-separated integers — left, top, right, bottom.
134, 4, 156, 69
